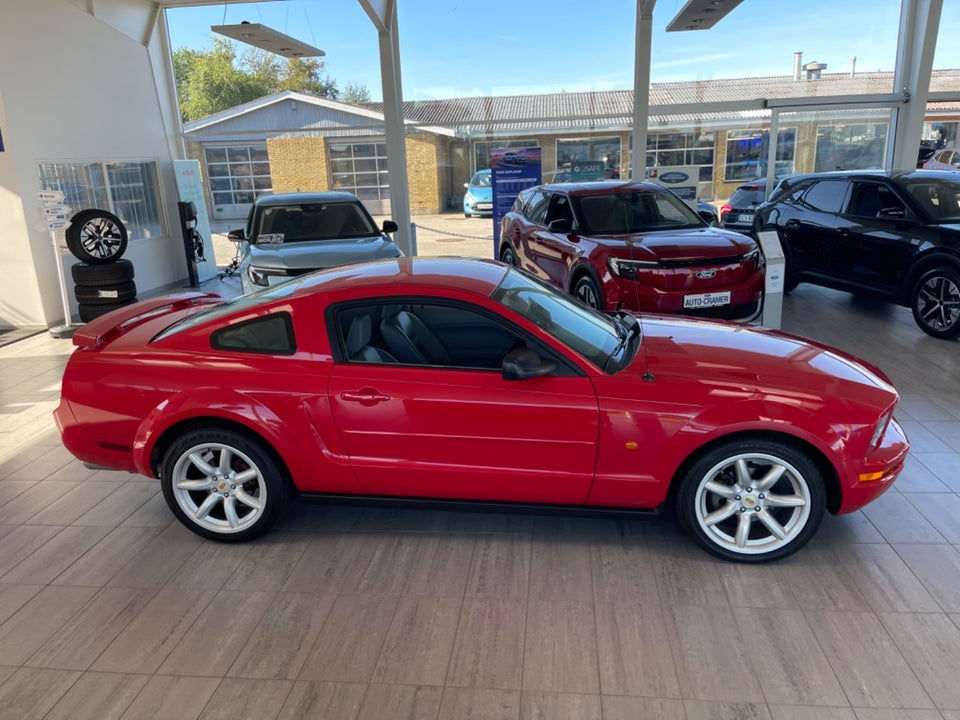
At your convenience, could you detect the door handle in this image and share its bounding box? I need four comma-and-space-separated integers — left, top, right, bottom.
340, 390, 391, 405
785, 219, 800, 228
836, 228, 849, 236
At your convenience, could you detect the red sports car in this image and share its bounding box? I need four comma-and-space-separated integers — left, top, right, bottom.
54, 257, 908, 562
500, 181, 764, 320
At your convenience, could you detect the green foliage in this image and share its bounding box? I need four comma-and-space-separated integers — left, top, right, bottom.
174, 37, 369, 122
342, 82, 373, 105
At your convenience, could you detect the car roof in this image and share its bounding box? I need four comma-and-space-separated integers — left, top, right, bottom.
278, 256, 510, 299
254, 191, 362, 207
537, 180, 662, 195
782, 169, 960, 183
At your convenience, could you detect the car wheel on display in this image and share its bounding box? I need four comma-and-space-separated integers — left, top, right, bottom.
572, 274, 602, 309
65, 209, 128, 264
71, 259, 135, 286
911, 266, 960, 340
77, 299, 138, 323
675, 437, 826, 563
160, 428, 286, 542
73, 281, 137, 305
499, 243, 517, 267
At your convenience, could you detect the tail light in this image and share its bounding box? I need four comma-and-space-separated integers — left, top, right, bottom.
720, 204, 732, 220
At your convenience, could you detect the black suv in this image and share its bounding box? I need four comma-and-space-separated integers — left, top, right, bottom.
754, 170, 960, 339
721, 178, 769, 234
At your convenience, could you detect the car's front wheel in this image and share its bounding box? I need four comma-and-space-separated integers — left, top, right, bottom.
911, 266, 960, 340
161, 429, 286, 542
676, 438, 825, 562
499, 243, 517, 267
572, 274, 602, 309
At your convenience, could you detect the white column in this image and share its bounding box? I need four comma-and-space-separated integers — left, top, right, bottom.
630, 0, 655, 181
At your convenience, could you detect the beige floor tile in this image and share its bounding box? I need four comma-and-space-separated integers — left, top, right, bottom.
519, 692, 600, 720
891, 544, 960, 612
732, 607, 846, 706
71, 482, 158, 527
437, 687, 520, 720
117, 674, 220, 720
0, 585, 98, 665
43, 461, 100, 485
595, 600, 680, 698
222, 532, 309, 591
372, 595, 461, 686
51, 526, 162, 587
118, 493, 174, 528
0, 667, 81, 720
0, 481, 75, 524
0, 666, 13, 685
1, 525, 110, 584
806, 610, 934, 708
356, 684, 442, 720
852, 710, 945, 720
663, 603, 764, 703
768, 707, 856, 720
26, 587, 153, 670
894, 456, 951, 493
197, 678, 294, 720
446, 597, 524, 690
600, 696, 686, 720
782, 543, 871, 611
813, 511, 886, 544
298, 593, 398, 682
2, 447, 73, 482
589, 535, 659, 605
683, 701, 773, 720
528, 536, 594, 601
903, 493, 960, 544
862, 493, 948, 544
167, 541, 253, 590
25, 481, 124, 525
0, 525, 61, 577
275, 680, 366, 720
0, 446, 54, 480
403, 533, 475, 597
339, 532, 420, 595
0, 583, 42, 626
0, 480, 37, 506
465, 534, 530, 599
228, 591, 337, 680
651, 540, 729, 607
836, 543, 941, 612
522, 600, 599, 694
91, 586, 216, 674
42, 672, 150, 720
897, 420, 953, 453
879, 611, 960, 709
281, 532, 367, 593
913, 452, 960, 493
158, 589, 275, 676
718, 560, 799, 609
106, 523, 203, 588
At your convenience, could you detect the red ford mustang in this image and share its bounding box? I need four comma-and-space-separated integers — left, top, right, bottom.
54, 257, 908, 561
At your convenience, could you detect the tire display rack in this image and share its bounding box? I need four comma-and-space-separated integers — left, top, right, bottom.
66, 209, 138, 323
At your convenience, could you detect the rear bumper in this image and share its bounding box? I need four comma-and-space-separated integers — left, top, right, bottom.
836, 416, 909, 514
54, 397, 139, 474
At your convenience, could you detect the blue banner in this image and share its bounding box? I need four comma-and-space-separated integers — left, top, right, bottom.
490, 147, 541, 255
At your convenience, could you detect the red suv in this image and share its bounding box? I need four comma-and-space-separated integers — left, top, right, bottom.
500, 181, 764, 319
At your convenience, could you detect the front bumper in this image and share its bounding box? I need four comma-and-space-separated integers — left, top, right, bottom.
836, 416, 909, 514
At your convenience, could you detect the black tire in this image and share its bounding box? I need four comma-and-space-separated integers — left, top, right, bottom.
572, 274, 602, 309
78, 299, 137, 323
499, 243, 517, 266
911, 266, 960, 340
71, 259, 134, 286
161, 428, 287, 542
74, 281, 137, 305
66, 209, 128, 264
464, 213, 471, 218
675, 437, 825, 563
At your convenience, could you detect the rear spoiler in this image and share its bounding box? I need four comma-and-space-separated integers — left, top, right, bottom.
72, 292, 221, 349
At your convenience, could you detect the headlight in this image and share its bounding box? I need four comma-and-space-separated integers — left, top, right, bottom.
465, 192, 475, 203
743, 248, 761, 264
607, 256, 658, 280
248, 267, 270, 287
870, 411, 892, 449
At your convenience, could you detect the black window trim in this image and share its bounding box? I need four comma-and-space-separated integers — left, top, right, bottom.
210, 311, 297, 356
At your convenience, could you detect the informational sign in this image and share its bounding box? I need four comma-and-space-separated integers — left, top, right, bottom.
491, 147, 542, 254
173, 160, 216, 282
570, 160, 605, 181
647, 165, 700, 208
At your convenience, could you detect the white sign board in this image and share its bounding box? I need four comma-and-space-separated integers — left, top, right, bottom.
37, 190, 65, 203
646, 165, 700, 209
174, 160, 216, 282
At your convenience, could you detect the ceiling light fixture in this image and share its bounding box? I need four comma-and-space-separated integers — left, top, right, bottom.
666, 0, 744, 32
211, 22, 325, 58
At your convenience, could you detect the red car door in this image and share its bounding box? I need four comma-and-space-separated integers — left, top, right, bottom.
327, 363, 600, 504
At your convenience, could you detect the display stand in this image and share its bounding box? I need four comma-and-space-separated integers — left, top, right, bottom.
757, 230, 786, 328
37, 190, 80, 338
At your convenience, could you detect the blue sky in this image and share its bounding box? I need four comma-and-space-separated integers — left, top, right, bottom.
165, 0, 960, 102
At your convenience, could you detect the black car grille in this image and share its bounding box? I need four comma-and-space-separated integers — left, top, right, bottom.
658, 255, 744, 269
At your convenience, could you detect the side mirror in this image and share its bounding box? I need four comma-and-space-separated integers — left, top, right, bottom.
547, 218, 572, 233
227, 228, 245, 243
382, 220, 399, 234
502, 347, 557, 381
464, 182, 469, 188
877, 207, 905, 219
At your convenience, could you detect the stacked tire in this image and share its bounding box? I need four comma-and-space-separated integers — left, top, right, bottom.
66, 209, 137, 323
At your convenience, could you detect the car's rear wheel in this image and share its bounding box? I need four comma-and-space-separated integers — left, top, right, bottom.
572, 274, 602, 309
499, 244, 517, 266
676, 438, 825, 562
911, 267, 960, 340
161, 429, 285, 542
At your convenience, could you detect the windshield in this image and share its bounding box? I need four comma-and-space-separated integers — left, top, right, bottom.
469, 172, 492, 188
254, 201, 378, 243
902, 177, 960, 223
575, 190, 703, 234
491, 267, 625, 368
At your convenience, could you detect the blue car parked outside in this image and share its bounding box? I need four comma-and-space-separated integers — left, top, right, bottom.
463, 169, 493, 217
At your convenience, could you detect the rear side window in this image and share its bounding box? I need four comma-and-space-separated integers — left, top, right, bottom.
212, 313, 296, 355
800, 180, 848, 214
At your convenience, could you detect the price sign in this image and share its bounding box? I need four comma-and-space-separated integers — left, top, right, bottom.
37, 190, 65, 203
40, 204, 72, 217
45, 219, 71, 231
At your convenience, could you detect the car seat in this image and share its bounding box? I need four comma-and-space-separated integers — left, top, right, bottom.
380, 308, 452, 365
345, 314, 396, 363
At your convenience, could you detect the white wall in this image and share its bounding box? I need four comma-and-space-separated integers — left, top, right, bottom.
0, 0, 187, 328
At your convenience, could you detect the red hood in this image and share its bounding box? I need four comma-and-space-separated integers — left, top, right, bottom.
594, 227, 756, 262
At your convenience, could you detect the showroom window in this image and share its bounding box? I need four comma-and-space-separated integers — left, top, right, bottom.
204, 145, 271, 207
38, 160, 165, 240
647, 132, 715, 181
473, 140, 540, 171
814, 122, 888, 172
329, 142, 389, 202
724, 128, 797, 182
557, 137, 621, 177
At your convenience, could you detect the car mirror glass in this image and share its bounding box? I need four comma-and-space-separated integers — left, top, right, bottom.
877, 207, 905, 219
547, 218, 572, 233
382, 220, 399, 234
227, 228, 244, 243
502, 347, 557, 380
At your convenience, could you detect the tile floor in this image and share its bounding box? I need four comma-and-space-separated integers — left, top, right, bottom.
0, 278, 959, 720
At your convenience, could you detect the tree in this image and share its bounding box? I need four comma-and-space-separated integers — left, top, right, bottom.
342, 82, 372, 105
174, 38, 369, 122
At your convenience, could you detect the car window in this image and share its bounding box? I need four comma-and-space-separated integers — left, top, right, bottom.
800, 180, 848, 214
575, 190, 700, 234
903, 178, 960, 222
255, 202, 377, 243
544, 194, 574, 226
524, 190, 549, 223
211, 313, 296, 355
846, 182, 905, 218
469, 172, 491, 187
729, 183, 765, 206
